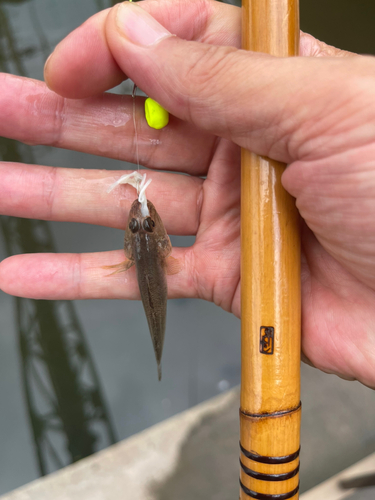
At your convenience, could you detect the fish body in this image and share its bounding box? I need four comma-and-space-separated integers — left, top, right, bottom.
124, 199, 172, 380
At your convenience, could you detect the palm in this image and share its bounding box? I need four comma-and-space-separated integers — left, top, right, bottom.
189, 140, 241, 317
283, 151, 375, 388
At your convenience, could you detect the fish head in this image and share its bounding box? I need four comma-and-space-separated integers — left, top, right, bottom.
124, 199, 172, 259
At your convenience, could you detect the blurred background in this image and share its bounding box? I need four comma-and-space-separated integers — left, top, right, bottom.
0, 0, 375, 497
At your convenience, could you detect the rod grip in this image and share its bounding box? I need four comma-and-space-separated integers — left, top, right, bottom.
239, 405, 301, 499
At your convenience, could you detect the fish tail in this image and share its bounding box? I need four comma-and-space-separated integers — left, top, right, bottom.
157, 363, 162, 381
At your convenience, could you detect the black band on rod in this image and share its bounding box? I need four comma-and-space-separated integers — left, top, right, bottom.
240, 443, 300, 464
240, 402, 301, 419
240, 460, 300, 482
240, 480, 299, 500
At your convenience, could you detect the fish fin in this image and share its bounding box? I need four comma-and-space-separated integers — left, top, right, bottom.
102, 260, 134, 276
165, 256, 182, 276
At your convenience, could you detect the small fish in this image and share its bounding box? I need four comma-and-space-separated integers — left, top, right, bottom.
105, 172, 180, 380
105, 197, 178, 380
125, 199, 172, 380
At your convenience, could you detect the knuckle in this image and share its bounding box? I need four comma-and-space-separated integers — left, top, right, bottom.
184, 44, 237, 95
48, 95, 67, 147
181, 44, 238, 122
41, 166, 59, 219
33, 90, 67, 148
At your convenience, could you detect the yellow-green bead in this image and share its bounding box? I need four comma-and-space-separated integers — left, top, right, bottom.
145, 98, 169, 130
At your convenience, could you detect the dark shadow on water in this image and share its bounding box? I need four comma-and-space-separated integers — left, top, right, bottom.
340, 473, 375, 490
0, 140, 118, 476
0, 0, 117, 478
341, 486, 375, 500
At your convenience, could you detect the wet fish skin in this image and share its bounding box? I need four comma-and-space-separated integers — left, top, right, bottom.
124, 199, 172, 380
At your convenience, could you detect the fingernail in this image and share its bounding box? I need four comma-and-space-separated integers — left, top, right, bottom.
45, 52, 53, 68
44, 53, 53, 85
116, 2, 173, 46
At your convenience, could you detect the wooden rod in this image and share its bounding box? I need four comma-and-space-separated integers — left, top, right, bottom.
240, 1, 301, 499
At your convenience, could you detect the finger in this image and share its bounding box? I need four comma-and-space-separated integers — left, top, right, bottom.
104, 2, 374, 164
44, 0, 240, 98
0, 248, 194, 301
197, 139, 240, 231
0, 73, 214, 174
300, 31, 355, 58
44, 9, 125, 99
44, 0, 352, 100
0, 163, 202, 235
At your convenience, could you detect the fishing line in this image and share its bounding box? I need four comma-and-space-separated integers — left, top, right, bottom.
108, 83, 151, 216
132, 83, 141, 194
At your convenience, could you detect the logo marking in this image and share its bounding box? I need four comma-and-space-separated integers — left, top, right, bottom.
260, 326, 274, 355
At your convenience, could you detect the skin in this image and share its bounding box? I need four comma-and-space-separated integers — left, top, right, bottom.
1, 0, 375, 387
124, 199, 172, 380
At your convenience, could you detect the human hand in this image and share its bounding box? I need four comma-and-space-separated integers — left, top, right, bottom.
1, 0, 375, 387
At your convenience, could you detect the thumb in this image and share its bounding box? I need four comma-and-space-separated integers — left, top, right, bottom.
105, 2, 363, 164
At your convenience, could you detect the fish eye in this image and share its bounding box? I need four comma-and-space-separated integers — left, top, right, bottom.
143, 217, 155, 233
129, 218, 139, 233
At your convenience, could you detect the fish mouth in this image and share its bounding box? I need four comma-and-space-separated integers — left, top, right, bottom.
129, 199, 142, 216
129, 199, 153, 218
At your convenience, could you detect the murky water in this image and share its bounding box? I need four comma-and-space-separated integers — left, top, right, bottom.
0, 0, 375, 496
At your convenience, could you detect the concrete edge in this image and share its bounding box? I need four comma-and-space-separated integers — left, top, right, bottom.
0, 389, 238, 500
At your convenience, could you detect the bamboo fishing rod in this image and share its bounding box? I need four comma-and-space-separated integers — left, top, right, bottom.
240, 1, 301, 499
